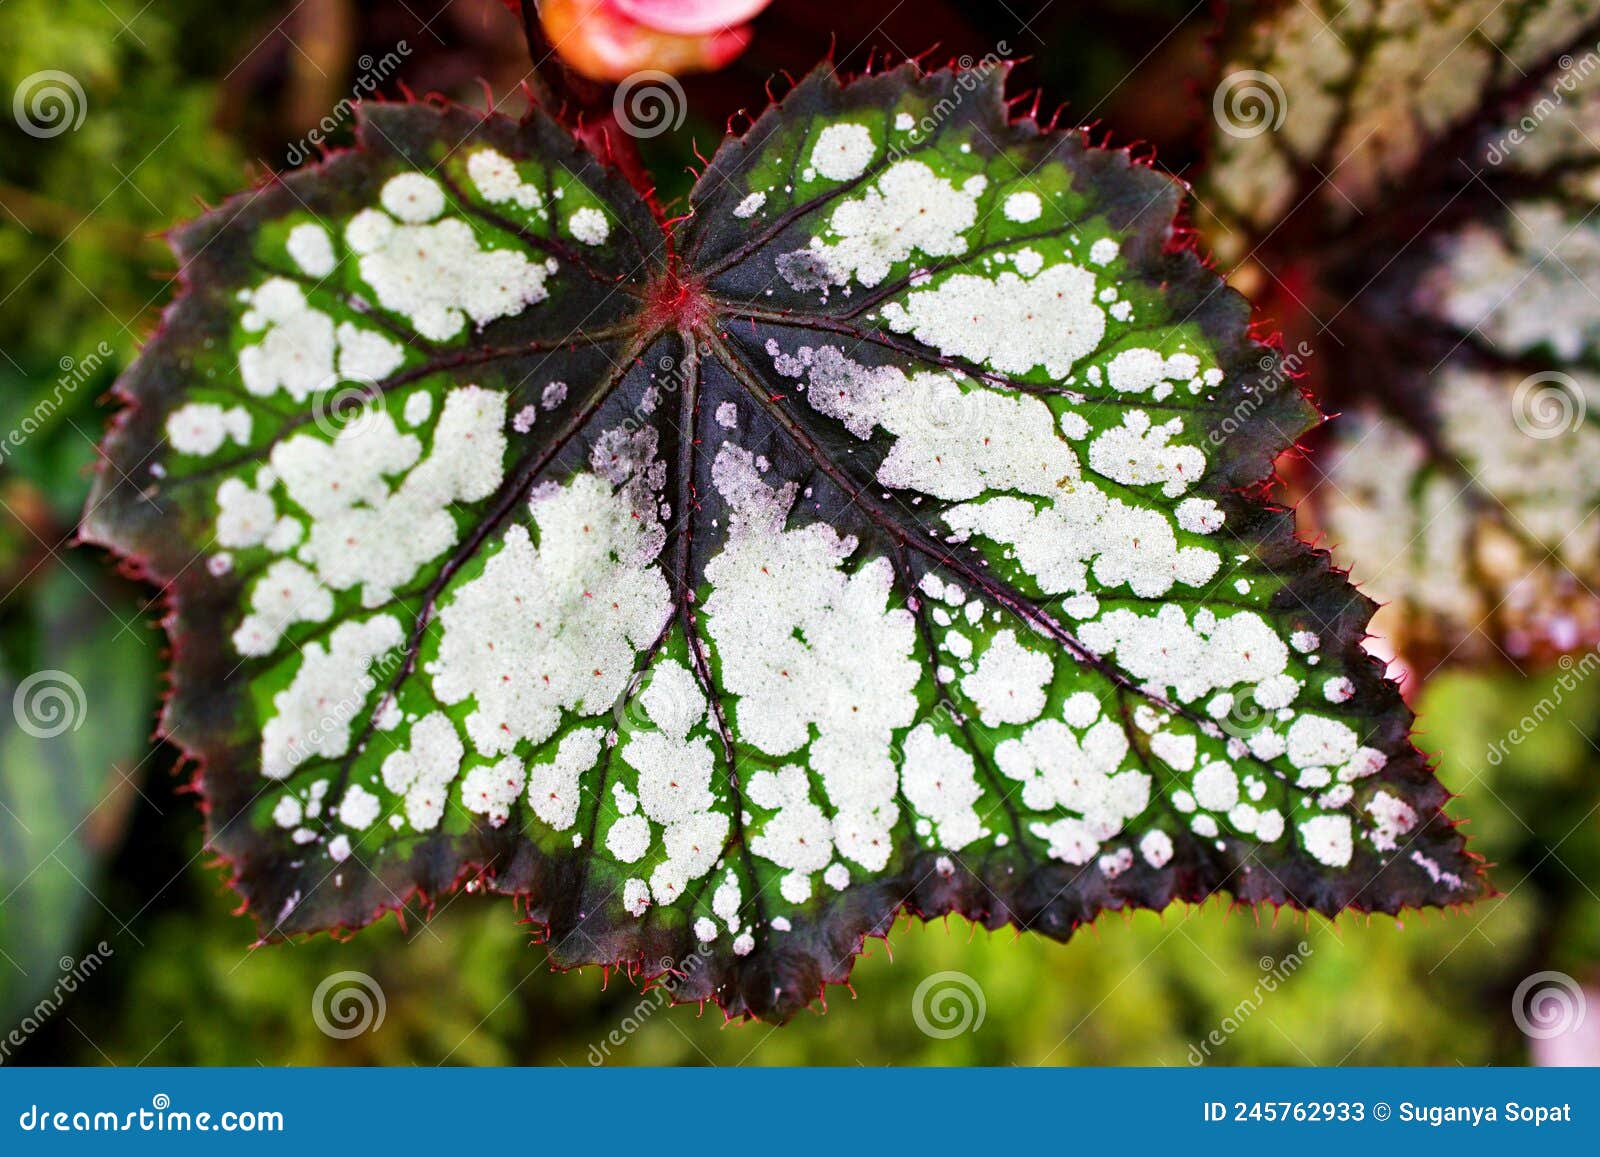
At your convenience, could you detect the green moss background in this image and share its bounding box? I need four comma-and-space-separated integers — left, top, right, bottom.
1, 0, 1595, 1067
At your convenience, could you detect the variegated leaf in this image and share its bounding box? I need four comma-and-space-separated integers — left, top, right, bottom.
1205, 0, 1600, 671
86, 65, 1480, 1022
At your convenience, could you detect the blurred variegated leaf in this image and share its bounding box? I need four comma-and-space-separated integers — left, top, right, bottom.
1204, 0, 1600, 671
85, 66, 1480, 1023
0, 555, 157, 1023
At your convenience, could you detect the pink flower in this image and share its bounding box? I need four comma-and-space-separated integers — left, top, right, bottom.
537, 0, 773, 81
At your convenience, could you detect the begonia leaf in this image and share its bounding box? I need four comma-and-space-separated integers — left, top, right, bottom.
86, 64, 1482, 1021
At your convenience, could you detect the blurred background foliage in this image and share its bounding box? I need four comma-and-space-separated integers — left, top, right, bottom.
0, 0, 1595, 1066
